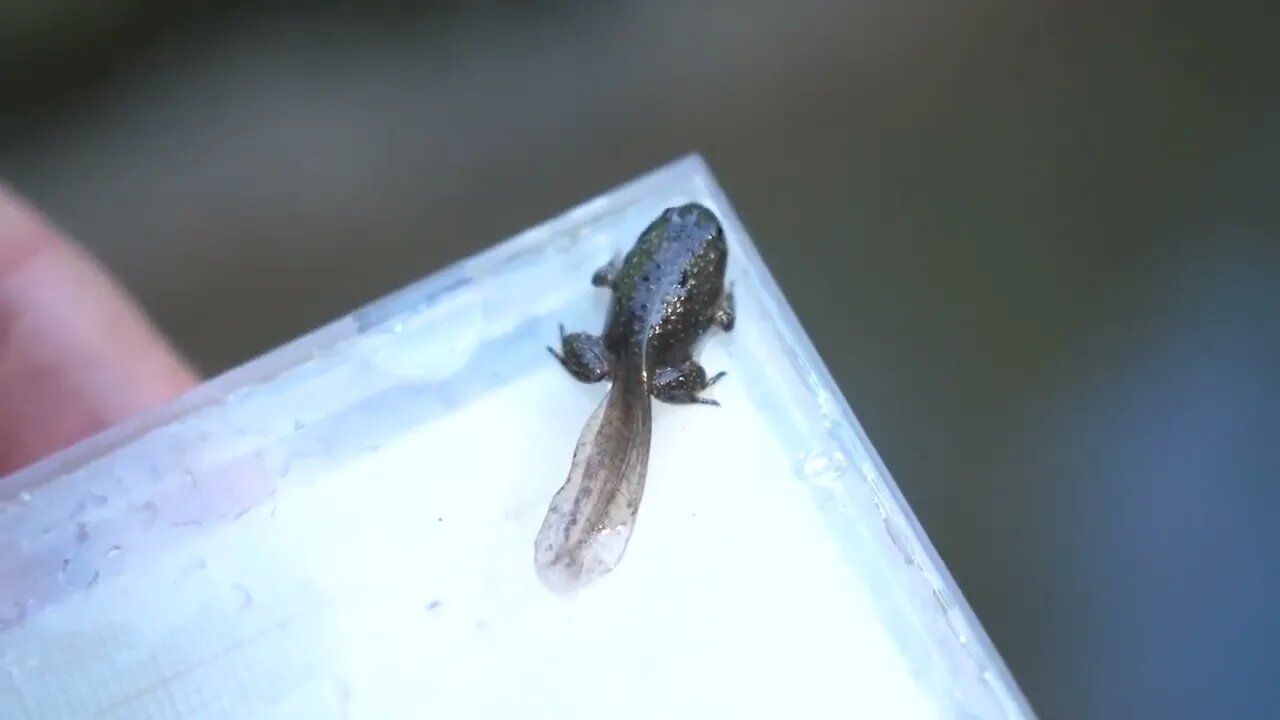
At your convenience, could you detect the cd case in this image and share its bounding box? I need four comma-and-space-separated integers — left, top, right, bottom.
0, 156, 1033, 719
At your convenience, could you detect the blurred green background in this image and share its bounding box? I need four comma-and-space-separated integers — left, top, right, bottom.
3, 2, 1278, 718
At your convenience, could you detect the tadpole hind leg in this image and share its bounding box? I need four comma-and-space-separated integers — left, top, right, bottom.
548, 324, 613, 383
591, 255, 623, 289
652, 360, 726, 406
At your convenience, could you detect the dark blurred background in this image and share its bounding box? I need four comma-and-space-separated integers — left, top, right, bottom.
3, 2, 1278, 718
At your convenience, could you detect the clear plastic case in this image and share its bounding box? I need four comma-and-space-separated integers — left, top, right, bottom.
0, 155, 1034, 719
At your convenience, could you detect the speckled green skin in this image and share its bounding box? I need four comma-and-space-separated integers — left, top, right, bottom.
549, 202, 735, 404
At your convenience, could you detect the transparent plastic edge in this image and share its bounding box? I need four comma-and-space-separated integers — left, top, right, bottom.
689, 157, 1037, 719
0, 153, 1036, 719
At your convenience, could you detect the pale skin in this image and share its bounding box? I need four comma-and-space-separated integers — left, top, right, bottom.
0, 184, 198, 476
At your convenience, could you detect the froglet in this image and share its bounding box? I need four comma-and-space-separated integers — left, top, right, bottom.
535, 202, 735, 592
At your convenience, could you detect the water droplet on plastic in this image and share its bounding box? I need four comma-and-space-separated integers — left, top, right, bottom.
105, 546, 122, 559
0, 601, 26, 630
942, 603, 971, 648
87, 491, 108, 508
74, 523, 90, 545
814, 389, 843, 428
135, 501, 159, 529
18, 491, 31, 503
885, 517, 914, 565
231, 583, 253, 610
801, 449, 848, 483
59, 556, 99, 590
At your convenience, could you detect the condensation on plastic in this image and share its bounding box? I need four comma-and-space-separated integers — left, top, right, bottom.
0, 155, 1035, 719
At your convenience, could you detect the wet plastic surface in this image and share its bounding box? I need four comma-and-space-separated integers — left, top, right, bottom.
0, 155, 1033, 719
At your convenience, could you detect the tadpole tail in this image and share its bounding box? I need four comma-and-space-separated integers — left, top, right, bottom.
534, 368, 652, 593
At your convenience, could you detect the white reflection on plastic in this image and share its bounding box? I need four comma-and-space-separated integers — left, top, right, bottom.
0, 155, 1035, 719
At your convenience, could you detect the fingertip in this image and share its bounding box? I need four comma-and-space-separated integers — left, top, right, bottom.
0, 184, 199, 474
